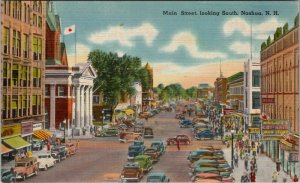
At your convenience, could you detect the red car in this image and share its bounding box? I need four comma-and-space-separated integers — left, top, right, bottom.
167, 134, 192, 145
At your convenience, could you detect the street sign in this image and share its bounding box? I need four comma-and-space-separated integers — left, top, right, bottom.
261, 120, 289, 140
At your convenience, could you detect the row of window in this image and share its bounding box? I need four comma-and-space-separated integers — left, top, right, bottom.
2, 62, 42, 88
2, 27, 42, 60
45, 85, 74, 97
3, 0, 43, 26
229, 86, 244, 95
245, 70, 261, 87
2, 95, 42, 119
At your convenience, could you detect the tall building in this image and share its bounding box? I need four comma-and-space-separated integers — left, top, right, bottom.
1, 1, 46, 152
214, 77, 227, 105
142, 62, 154, 111
243, 59, 261, 138
260, 15, 299, 176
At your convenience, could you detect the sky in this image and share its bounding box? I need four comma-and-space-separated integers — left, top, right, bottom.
54, 1, 298, 88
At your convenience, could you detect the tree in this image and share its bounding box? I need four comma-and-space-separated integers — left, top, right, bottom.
274, 27, 282, 41
185, 87, 198, 99
88, 49, 148, 121
267, 36, 271, 46
261, 42, 267, 50
283, 23, 289, 34
294, 13, 299, 27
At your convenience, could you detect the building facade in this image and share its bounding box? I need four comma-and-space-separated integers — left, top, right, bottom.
142, 63, 154, 111
197, 83, 213, 99
243, 59, 261, 138
214, 77, 228, 105
260, 16, 299, 176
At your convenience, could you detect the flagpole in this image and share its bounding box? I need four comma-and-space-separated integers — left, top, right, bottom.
75, 24, 77, 65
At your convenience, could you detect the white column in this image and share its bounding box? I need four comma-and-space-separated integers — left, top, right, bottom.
80, 86, 85, 128
75, 85, 81, 128
84, 86, 89, 127
50, 83, 56, 130
89, 87, 93, 126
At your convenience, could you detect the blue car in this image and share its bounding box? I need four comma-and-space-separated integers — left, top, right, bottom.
179, 119, 194, 128
147, 172, 170, 183
133, 140, 146, 150
194, 130, 215, 140
128, 145, 144, 160
150, 140, 166, 155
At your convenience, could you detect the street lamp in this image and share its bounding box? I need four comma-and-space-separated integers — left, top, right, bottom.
231, 129, 235, 169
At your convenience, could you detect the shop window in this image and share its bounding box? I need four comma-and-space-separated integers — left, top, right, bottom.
2, 27, 9, 54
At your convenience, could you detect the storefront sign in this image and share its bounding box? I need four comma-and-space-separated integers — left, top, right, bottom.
262, 98, 275, 103
22, 122, 33, 135
249, 128, 260, 134
262, 120, 289, 140
33, 123, 42, 131
288, 152, 299, 162
1, 124, 21, 138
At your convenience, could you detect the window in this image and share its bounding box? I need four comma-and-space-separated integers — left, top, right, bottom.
38, 16, 42, 28
12, 95, 18, 118
12, 64, 19, 87
12, 1, 17, 18
27, 5, 30, 23
3, 95, 7, 119
38, 1, 42, 13
58, 86, 65, 96
4, 0, 11, 15
17, 1, 22, 20
22, 66, 27, 87
252, 91, 260, 109
22, 96, 27, 116
33, 13, 37, 26
33, 37, 38, 60
24, 3, 26, 22
32, 95, 37, 115
2, 27, 9, 54
45, 85, 49, 96
23, 34, 29, 58
33, 68, 38, 87
93, 96, 99, 104
16, 31, 21, 57
38, 38, 42, 60
37, 96, 41, 114
12, 30, 16, 56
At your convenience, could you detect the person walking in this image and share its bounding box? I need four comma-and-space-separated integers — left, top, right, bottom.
234, 152, 239, 167
250, 170, 256, 182
272, 171, 278, 183
176, 139, 180, 151
244, 153, 249, 171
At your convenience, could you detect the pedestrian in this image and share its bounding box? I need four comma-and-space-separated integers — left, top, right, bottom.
241, 172, 250, 183
293, 175, 299, 182
272, 171, 278, 183
47, 140, 51, 151
240, 148, 244, 160
252, 144, 257, 157
176, 139, 180, 151
76, 139, 80, 150
250, 170, 256, 182
256, 142, 260, 154
234, 152, 239, 167
244, 153, 249, 171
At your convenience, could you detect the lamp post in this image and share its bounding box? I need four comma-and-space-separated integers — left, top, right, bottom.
231, 129, 235, 169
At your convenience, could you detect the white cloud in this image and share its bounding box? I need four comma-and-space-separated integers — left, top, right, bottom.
229, 42, 250, 55
160, 32, 227, 59
68, 43, 91, 66
88, 22, 159, 47
223, 17, 283, 40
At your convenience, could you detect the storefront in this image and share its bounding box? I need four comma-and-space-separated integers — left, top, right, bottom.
33, 123, 52, 140
2, 124, 31, 151
21, 122, 33, 149
231, 113, 244, 132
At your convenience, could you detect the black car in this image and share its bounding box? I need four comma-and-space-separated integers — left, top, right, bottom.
1, 169, 15, 183
51, 145, 67, 162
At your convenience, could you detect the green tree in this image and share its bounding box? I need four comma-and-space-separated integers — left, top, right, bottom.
261, 42, 267, 50
185, 86, 198, 99
267, 36, 271, 46
283, 23, 289, 34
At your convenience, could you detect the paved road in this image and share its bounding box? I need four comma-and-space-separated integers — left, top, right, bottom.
24, 110, 224, 182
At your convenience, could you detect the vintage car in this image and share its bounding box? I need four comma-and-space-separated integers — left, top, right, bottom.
150, 140, 166, 155
189, 159, 218, 168
119, 132, 143, 143
191, 173, 222, 182
193, 123, 212, 133
51, 145, 67, 162
147, 172, 170, 183
128, 145, 144, 160
32, 139, 44, 151
120, 162, 144, 181
1, 169, 15, 183
65, 142, 77, 157
167, 134, 192, 145
133, 140, 146, 150
95, 128, 119, 137
191, 167, 219, 176
139, 112, 152, 118
217, 163, 232, 172
144, 127, 154, 138
14, 157, 39, 181
118, 124, 128, 131
134, 155, 153, 172
179, 119, 194, 128
144, 147, 160, 162
187, 149, 214, 162
195, 130, 215, 140
37, 153, 56, 170
133, 126, 144, 134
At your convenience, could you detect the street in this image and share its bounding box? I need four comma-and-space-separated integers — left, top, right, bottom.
24, 110, 224, 182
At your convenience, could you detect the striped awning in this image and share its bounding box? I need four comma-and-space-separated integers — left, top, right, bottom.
3, 136, 31, 150
33, 130, 52, 140
1, 143, 13, 154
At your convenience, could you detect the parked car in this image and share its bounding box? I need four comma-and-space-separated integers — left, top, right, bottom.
191, 172, 222, 182
120, 162, 144, 181
31, 139, 44, 151
134, 126, 144, 134
144, 147, 160, 162
193, 123, 212, 133
139, 112, 152, 118
187, 149, 214, 162
14, 157, 39, 181
1, 169, 15, 183
195, 130, 215, 140
51, 145, 67, 162
147, 172, 170, 183
118, 124, 128, 131
150, 140, 166, 155
133, 140, 146, 151
167, 134, 192, 145
179, 119, 194, 128
134, 155, 153, 172
189, 159, 218, 168
128, 145, 145, 160
119, 132, 143, 143
144, 127, 154, 138
65, 142, 77, 157
191, 167, 219, 176
95, 128, 119, 137
37, 153, 56, 170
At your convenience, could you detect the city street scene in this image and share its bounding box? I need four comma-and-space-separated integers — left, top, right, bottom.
1, 1, 299, 183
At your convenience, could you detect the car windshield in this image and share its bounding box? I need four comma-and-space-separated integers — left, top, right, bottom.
15, 162, 27, 167
38, 155, 49, 158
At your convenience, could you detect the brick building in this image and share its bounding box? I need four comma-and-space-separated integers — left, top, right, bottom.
260, 15, 299, 176
214, 77, 228, 105
1, 1, 47, 152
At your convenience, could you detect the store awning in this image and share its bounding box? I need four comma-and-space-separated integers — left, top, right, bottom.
1, 143, 13, 154
33, 130, 52, 140
124, 109, 135, 116
3, 136, 31, 150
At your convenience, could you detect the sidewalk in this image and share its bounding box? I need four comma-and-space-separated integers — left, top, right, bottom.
223, 147, 293, 182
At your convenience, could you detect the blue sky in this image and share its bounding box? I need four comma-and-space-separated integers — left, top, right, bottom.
54, 1, 298, 88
